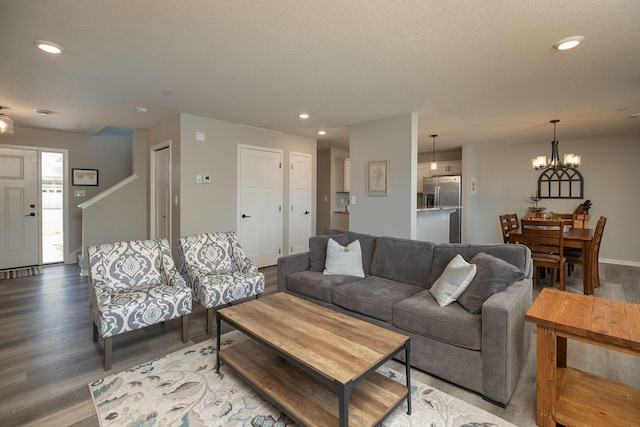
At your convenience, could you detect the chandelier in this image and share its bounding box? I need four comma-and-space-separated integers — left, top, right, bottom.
532, 119, 580, 170
0, 107, 14, 135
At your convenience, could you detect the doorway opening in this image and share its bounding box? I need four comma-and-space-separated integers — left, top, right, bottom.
41, 151, 64, 264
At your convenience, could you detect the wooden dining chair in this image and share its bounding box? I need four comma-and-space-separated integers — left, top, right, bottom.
565, 216, 607, 295
507, 213, 519, 231
521, 219, 567, 291
499, 214, 511, 243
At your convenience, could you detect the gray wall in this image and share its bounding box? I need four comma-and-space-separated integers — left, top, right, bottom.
463, 133, 639, 264
148, 113, 317, 258
1, 126, 132, 263
349, 113, 418, 238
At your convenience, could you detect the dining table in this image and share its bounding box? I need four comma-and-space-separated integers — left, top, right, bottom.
509, 227, 594, 294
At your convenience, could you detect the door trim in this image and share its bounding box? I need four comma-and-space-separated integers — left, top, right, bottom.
0, 144, 69, 265
150, 140, 172, 243
288, 151, 312, 255
237, 144, 283, 266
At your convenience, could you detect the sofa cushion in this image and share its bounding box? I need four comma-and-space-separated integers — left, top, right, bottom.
429, 254, 477, 307
323, 238, 365, 277
369, 237, 434, 287
457, 252, 525, 314
309, 234, 349, 272
286, 271, 358, 303
333, 277, 424, 323
345, 231, 377, 275
430, 244, 529, 287
393, 290, 482, 350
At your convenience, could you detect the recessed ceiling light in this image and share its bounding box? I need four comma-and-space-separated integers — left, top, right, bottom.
318, 130, 326, 135
631, 113, 640, 119
298, 113, 310, 119
34, 40, 64, 54
34, 109, 54, 115
136, 106, 148, 113
553, 36, 585, 51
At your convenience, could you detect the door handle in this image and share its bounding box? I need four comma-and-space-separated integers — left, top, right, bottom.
25, 212, 36, 217
304, 211, 310, 214
241, 214, 251, 218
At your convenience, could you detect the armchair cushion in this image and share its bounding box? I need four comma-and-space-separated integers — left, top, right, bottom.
178, 232, 265, 310
88, 239, 192, 340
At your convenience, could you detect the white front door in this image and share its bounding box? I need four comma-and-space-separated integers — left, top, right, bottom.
152, 146, 171, 241
238, 146, 283, 267
0, 147, 40, 269
289, 152, 312, 255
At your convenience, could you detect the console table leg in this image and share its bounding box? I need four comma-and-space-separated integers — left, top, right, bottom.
536, 326, 557, 427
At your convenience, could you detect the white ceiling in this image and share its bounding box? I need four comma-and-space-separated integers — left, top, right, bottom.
1, 0, 639, 153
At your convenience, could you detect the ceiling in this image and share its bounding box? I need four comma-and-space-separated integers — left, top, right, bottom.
1, 1, 639, 153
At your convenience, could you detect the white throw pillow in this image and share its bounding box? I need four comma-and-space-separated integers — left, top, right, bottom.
323, 238, 365, 278
430, 254, 477, 307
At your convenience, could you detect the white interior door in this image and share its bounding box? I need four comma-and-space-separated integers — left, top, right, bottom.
153, 146, 171, 241
289, 152, 312, 255
0, 147, 40, 269
238, 146, 282, 267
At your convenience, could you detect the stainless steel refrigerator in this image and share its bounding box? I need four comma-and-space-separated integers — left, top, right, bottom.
423, 175, 462, 243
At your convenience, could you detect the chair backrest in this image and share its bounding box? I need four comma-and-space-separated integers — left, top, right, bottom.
521, 219, 564, 257
507, 213, 519, 230
590, 216, 607, 270
88, 239, 168, 291
499, 214, 511, 243
178, 232, 237, 273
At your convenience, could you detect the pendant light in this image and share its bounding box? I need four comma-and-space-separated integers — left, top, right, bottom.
532, 120, 580, 171
430, 134, 438, 171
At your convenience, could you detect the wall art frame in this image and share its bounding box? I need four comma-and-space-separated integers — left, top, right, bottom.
367, 160, 389, 196
72, 168, 99, 186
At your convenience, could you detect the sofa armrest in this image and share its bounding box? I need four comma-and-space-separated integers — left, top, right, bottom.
480, 278, 533, 405
277, 253, 310, 292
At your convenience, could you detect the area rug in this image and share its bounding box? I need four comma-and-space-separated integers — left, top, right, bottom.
89, 331, 516, 427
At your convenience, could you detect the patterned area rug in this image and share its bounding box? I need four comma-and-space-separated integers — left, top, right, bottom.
89, 331, 515, 427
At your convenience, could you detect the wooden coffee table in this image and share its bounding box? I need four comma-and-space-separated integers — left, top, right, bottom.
525, 288, 640, 427
215, 292, 411, 427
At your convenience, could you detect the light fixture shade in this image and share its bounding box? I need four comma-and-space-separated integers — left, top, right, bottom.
532, 156, 547, 170
564, 153, 581, 167
430, 161, 437, 171
0, 114, 14, 134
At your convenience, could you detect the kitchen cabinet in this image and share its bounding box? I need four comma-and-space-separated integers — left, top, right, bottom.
344, 158, 350, 192
335, 158, 350, 192
429, 160, 461, 177
417, 163, 431, 189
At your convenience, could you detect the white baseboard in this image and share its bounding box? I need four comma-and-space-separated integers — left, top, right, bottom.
600, 258, 640, 268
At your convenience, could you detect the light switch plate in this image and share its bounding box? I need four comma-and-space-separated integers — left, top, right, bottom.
196, 174, 202, 183
196, 132, 205, 142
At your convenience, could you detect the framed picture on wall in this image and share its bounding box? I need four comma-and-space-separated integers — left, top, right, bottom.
72, 168, 99, 186
367, 160, 389, 196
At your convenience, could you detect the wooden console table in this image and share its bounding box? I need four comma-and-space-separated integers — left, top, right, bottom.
525, 288, 640, 426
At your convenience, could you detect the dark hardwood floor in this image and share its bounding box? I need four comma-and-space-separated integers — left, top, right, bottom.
0, 262, 638, 426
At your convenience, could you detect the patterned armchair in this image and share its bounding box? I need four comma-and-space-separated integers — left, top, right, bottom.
88, 239, 192, 370
177, 232, 265, 334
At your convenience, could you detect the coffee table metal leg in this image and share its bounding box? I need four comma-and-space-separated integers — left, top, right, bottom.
338, 382, 352, 427
405, 340, 412, 414
215, 312, 222, 373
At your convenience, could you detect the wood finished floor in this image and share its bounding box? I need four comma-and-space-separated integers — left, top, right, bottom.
0, 262, 638, 426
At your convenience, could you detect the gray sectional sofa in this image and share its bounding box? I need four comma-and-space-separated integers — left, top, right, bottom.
277, 229, 533, 406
